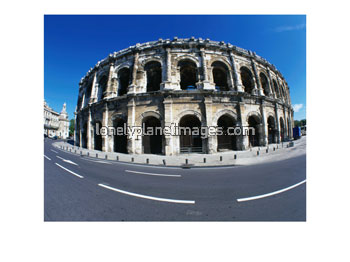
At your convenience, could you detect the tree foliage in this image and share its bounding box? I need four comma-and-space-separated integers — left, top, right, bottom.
294, 119, 306, 127
69, 119, 75, 137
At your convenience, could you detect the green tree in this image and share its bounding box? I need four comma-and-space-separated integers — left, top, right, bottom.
69, 119, 75, 137
294, 119, 306, 127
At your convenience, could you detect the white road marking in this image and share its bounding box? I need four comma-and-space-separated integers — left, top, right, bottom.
55, 163, 84, 178
125, 169, 181, 177
51, 149, 58, 153
98, 184, 195, 204
44, 155, 51, 160
56, 156, 78, 166
237, 179, 306, 202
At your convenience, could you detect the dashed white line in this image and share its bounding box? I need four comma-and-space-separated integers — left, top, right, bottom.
56, 156, 78, 165
98, 184, 195, 204
51, 149, 58, 153
44, 155, 51, 160
125, 170, 181, 177
237, 179, 306, 202
55, 163, 84, 178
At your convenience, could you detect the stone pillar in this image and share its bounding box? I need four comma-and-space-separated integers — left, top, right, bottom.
200, 48, 215, 90
229, 51, 244, 92
102, 103, 109, 152
128, 52, 139, 94
163, 96, 174, 155
79, 116, 83, 148
161, 47, 173, 90
267, 68, 276, 99
275, 104, 281, 144
74, 112, 78, 146
251, 59, 264, 96
87, 108, 92, 149
89, 72, 98, 104
250, 59, 260, 96
238, 101, 249, 150
127, 98, 136, 154
105, 63, 115, 98
204, 97, 216, 154
260, 103, 268, 146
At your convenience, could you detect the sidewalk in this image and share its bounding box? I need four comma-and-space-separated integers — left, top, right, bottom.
53, 136, 306, 167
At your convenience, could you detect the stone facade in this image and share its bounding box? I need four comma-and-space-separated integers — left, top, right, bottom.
44, 101, 70, 139
74, 37, 294, 155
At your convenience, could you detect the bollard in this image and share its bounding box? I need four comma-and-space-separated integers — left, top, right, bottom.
146, 158, 149, 164
220, 156, 223, 161
273, 147, 276, 151
80, 151, 82, 155
203, 158, 206, 163
131, 157, 134, 162
87, 152, 89, 156
266, 149, 269, 153
186, 159, 188, 165
75, 150, 77, 153
234, 154, 237, 159
116, 156, 119, 161
257, 151, 260, 156
105, 155, 108, 160
96, 153, 98, 158
163, 159, 166, 165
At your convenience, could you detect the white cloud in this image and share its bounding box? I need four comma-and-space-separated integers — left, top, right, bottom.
293, 104, 303, 113
274, 23, 306, 33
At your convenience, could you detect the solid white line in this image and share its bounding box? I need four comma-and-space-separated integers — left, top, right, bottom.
237, 179, 306, 202
55, 163, 84, 178
125, 170, 181, 177
98, 184, 195, 204
44, 155, 51, 160
51, 149, 58, 153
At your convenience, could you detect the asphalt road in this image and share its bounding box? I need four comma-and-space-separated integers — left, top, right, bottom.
44, 139, 306, 221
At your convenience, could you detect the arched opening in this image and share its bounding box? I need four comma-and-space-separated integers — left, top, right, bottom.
82, 122, 88, 149
267, 116, 276, 144
179, 60, 198, 90
259, 73, 270, 96
217, 115, 237, 151
113, 118, 127, 153
240, 67, 255, 94
280, 117, 285, 142
248, 115, 261, 147
118, 68, 130, 96
212, 61, 229, 91
145, 61, 162, 92
273, 80, 280, 98
179, 115, 202, 153
94, 121, 102, 151
85, 82, 93, 106
142, 116, 163, 154
98, 75, 108, 100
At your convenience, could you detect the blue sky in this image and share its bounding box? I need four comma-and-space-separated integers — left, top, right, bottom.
44, 15, 306, 120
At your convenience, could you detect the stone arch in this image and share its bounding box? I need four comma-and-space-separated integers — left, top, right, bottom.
247, 114, 262, 147
211, 61, 231, 91
113, 116, 127, 154
240, 66, 255, 94
259, 72, 270, 96
267, 115, 277, 144
117, 67, 131, 96
136, 111, 163, 127
209, 57, 232, 71
246, 111, 262, 124
178, 113, 203, 153
140, 56, 163, 68
142, 114, 164, 155
273, 79, 280, 98
174, 109, 203, 126
144, 61, 162, 92
175, 55, 200, 68
216, 113, 238, 151
280, 117, 285, 142
212, 109, 238, 127
177, 59, 199, 90
96, 74, 108, 101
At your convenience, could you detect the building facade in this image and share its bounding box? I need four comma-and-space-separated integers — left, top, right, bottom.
74, 37, 293, 155
44, 101, 70, 139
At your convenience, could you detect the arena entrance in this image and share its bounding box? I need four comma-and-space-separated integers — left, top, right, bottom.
82, 122, 87, 148
179, 115, 202, 153
267, 116, 276, 144
94, 121, 102, 151
248, 115, 261, 147
217, 115, 237, 151
280, 117, 285, 142
142, 116, 163, 154
114, 118, 127, 153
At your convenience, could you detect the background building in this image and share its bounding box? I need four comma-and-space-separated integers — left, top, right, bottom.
75, 37, 293, 155
44, 101, 69, 139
